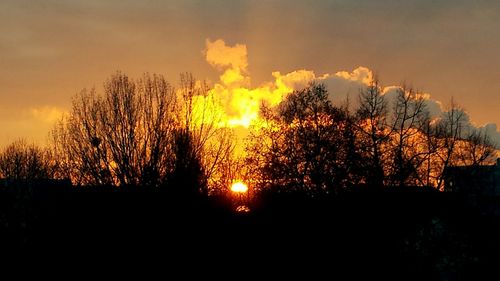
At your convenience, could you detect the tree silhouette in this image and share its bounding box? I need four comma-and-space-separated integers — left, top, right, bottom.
51, 72, 178, 186
247, 83, 360, 195
177, 73, 234, 194
433, 100, 469, 190
458, 129, 496, 166
0, 139, 53, 181
388, 85, 429, 187
50, 72, 233, 195
355, 78, 390, 188
8, 70, 493, 195
168, 128, 205, 196
246, 78, 497, 194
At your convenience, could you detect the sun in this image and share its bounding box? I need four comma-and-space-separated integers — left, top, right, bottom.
231, 181, 248, 193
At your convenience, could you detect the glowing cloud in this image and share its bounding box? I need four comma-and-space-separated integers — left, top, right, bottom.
195, 39, 500, 148
205, 39, 249, 71
199, 39, 376, 129
205, 39, 250, 87
201, 39, 308, 128
331, 67, 373, 84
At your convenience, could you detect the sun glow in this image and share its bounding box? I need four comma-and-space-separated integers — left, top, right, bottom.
193, 39, 374, 133
231, 181, 248, 193
194, 39, 303, 130
186, 39, 376, 160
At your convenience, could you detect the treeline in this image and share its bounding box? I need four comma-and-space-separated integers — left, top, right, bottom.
1, 73, 234, 197
245, 82, 496, 195
0, 72, 496, 197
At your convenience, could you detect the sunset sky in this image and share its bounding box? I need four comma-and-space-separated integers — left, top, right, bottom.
1, 0, 500, 146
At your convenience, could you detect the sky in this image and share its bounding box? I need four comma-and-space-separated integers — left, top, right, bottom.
1, 0, 500, 147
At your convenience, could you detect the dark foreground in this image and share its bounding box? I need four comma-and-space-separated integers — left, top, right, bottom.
1, 183, 500, 279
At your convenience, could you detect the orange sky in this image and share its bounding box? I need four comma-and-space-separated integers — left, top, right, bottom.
1, 0, 500, 146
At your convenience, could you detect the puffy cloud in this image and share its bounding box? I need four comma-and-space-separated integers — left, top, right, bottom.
202, 40, 393, 129
424, 97, 443, 119
201, 39, 468, 134
333, 67, 373, 84
381, 86, 443, 118
205, 39, 248, 71
481, 124, 500, 147
205, 39, 250, 87
201, 39, 314, 128
456, 116, 500, 147
272, 70, 316, 92
200, 39, 500, 151
432, 107, 500, 147
318, 67, 373, 107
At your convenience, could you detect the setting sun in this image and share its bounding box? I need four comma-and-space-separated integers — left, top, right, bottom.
231, 181, 248, 193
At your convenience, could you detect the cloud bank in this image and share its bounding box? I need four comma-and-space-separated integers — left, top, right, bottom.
202, 39, 500, 146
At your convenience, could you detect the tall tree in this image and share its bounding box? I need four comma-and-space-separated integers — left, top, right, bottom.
389, 85, 429, 187
355, 79, 390, 188
434, 100, 467, 190
177, 73, 234, 195
247, 83, 357, 195
51, 73, 178, 186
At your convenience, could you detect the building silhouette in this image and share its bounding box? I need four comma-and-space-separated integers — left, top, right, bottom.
445, 159, 500, 196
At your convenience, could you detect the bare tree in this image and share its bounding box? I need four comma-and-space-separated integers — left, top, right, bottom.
355, 78, 390, 188
417, 112, 441, 187
457, 129, 497, 166
52, 72, 177, 186
51, 72, 233, 195
177, 73, 234, 195
389, 85, 429, 187
434, 99, 468, 190
0, 139, 53, 181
